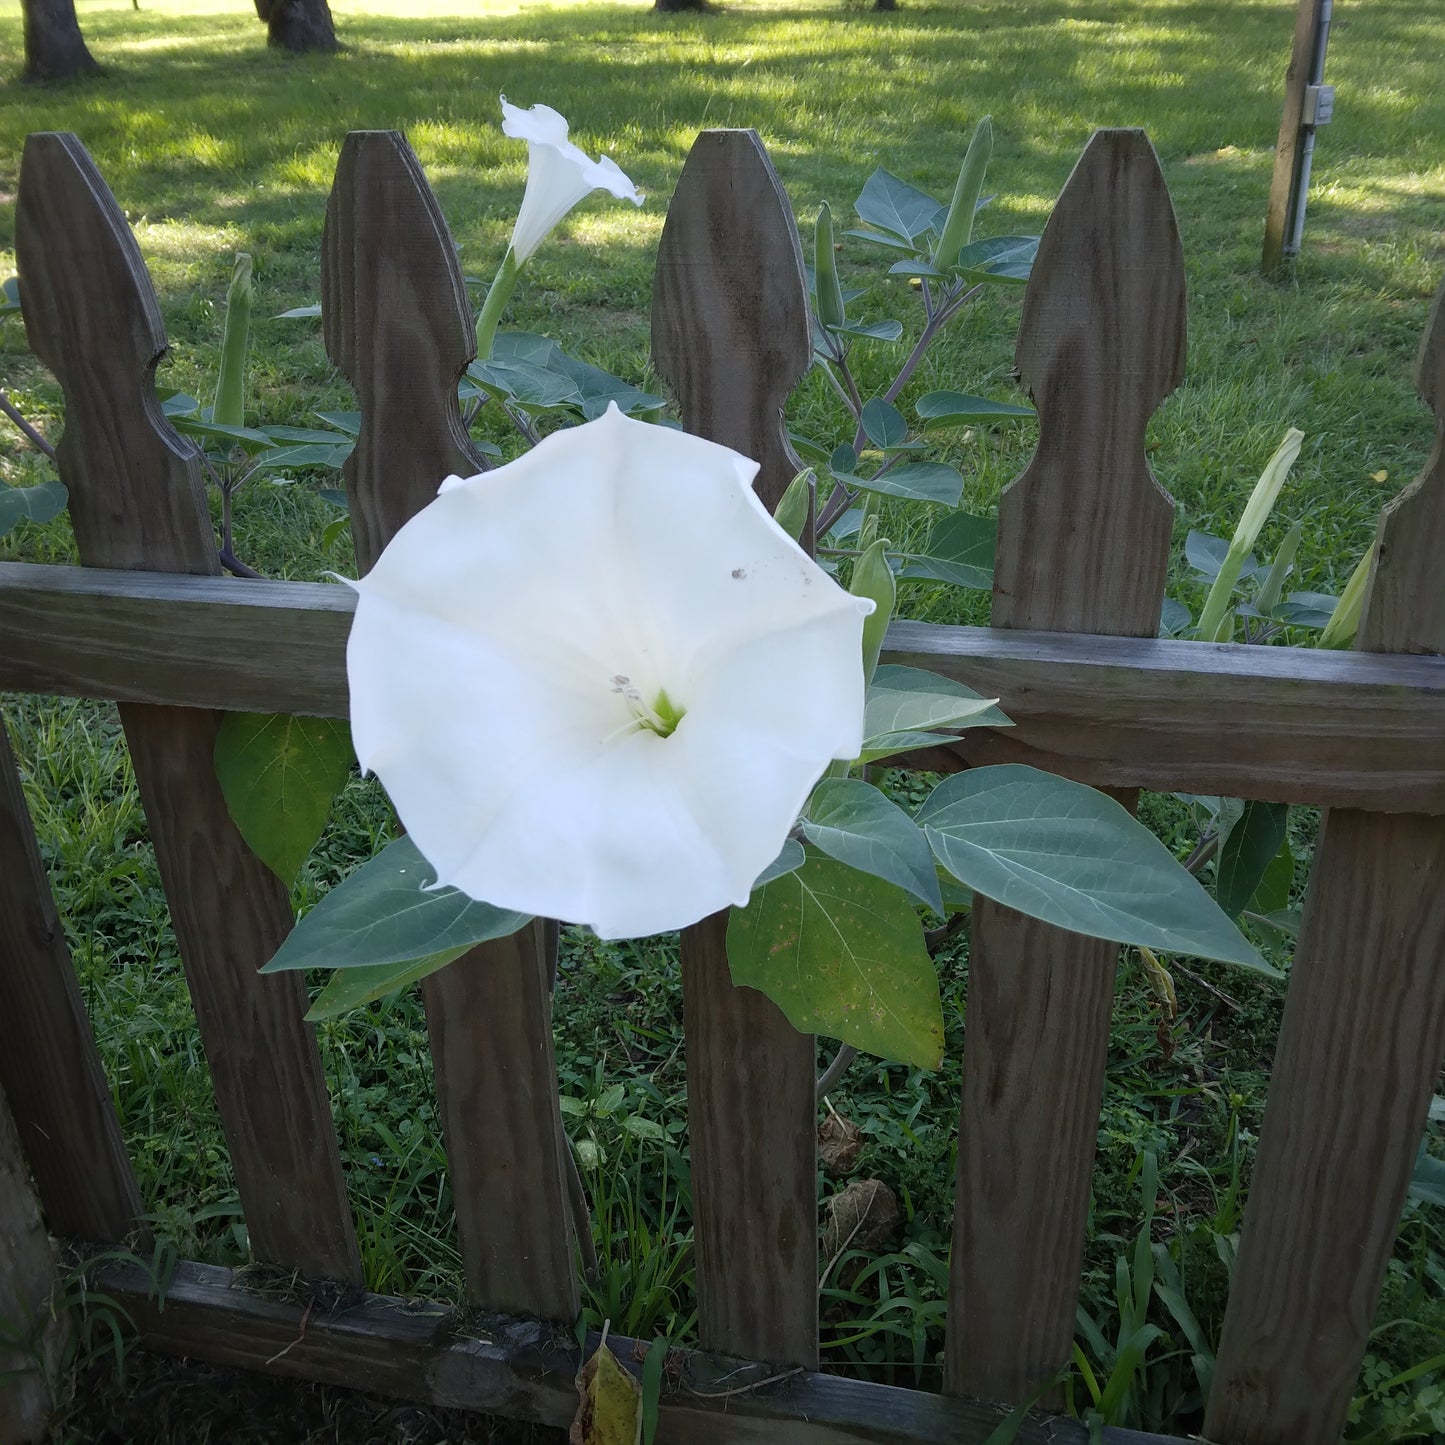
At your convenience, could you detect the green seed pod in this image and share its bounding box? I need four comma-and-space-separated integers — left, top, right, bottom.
850, 535, 895, 683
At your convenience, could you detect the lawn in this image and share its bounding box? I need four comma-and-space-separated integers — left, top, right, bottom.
1, 0, 1443, 1440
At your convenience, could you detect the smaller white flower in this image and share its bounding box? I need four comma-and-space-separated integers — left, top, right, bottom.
501, 97, 643, 263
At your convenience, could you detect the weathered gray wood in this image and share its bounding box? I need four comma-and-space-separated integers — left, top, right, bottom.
946, 130, 1186, 1406
97, 1258, 1184, 1445
1261, 0, 1327, 273
0, 711, 145, 1244
0, 1085, 63, 1445
1206, 280, 1445, 1444
16, 132, 360, 1284
3, 563, 1444, 811
323, 130, 576, 1321
653, 129, 819, 1367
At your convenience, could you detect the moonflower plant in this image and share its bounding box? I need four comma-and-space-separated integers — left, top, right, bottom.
475, 98, 644, 358
345, 404, 874, 941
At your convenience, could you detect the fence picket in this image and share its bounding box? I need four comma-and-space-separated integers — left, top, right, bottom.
944, 129, 1186, 1404
652, 129, 819, 1365
0, 713, 144, 1243
322, 131, 577, 1320
15, 133, 360, 1283
0, 1082, 63, 1445
1206, 281, 1445, 1444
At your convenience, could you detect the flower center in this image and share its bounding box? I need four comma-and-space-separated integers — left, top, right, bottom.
610, 675, 686, 739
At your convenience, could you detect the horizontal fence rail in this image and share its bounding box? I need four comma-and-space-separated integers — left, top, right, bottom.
1, 561, 1441, 811
0, 117, 1442, 1445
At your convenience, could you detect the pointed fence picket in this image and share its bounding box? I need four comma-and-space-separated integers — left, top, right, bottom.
321, 129, 577, 1323
0, 123, 1442, 1445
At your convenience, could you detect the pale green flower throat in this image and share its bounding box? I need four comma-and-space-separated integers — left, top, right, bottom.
611, 675, 686, 739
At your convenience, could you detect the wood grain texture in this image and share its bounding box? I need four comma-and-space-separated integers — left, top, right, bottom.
946, 130, 1186, 1405
654, 129, 819, 1366
1261, 0, 1326, 272
323, 130, 576, 1321
98, 1258, 1187, 1445
0, 712, 145, 1244
0, 1087, 63, 1445
16, 132, 360, 1284
1206, 278, 1445, 1445
3, 563, 1444, 811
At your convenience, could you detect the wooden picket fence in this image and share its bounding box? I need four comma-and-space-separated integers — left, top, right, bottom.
0, 121, 1441, 1445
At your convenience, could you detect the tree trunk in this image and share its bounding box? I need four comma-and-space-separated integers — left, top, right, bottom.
263, 0, 338, 51
20, 0, 99, 81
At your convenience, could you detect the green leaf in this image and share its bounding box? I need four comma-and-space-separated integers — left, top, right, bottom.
171, 415, 275, 454
315, 410, 362, 436
275, 303, 322, 319
1215, 800, 1290, 919
727, 853, 944, 1068
1246, 832, 1293, 917
159, 390, 201, 417
214, 713, 355, 886
0, 275, 21, 319
489, 332, 665, 420
0, 480, 67, 538
753, 837, 805, 889
851, 461, 963, 508
853, 169, 946, 245
837, 318, 904, 342
262, 834, 531, 974
830, 443, 858, 476
859, 664, 1011, 763
896, 510, 997, 590
1409, 1142, 1445, 1209
860, 398, 908, 449
916, 391, 1035, 428
803, 778, 943, 913
917, 765, 1273, 972
305, 947, 470, 1021
953, 234, 1039, 283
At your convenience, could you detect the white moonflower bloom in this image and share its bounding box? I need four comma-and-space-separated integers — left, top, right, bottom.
345, 405, 873, 940
501, 97, 643, 263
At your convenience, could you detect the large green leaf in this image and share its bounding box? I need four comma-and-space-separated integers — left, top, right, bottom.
861, 398, 908, 449
1246, 832, 1294, 917
859, 665, 1012, 763
803, 777, 943, 913
917, 765, 1273, 972
897, 510, 996, 591
215, 713, 356, 886
852, 169, 946, 245
304, 947, 470, 1021
262, 834, 532, 974
0, 480, 67, 538
851, 461, 963, 508
1215, 800, 1290, 919
726, 852, 944, 1068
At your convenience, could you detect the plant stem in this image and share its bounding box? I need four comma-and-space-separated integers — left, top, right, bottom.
0, 389, 57, 461
814, 482, 859, 539
474, 246, 520, 362
816, 1044, 857, 1100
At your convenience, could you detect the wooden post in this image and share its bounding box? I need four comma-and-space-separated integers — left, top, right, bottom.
1206, 283, 1445, 1444
1261, 0, 1330, 273
943, 130, 1186, 1404
0, 1085, 63, 1445
0, 711, 145, 1244
652, 129, 820, 1367
322, 130, 577, 1321
15, 133, 361, 1285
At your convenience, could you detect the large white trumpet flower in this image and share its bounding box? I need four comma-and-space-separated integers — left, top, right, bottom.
345, 405, 873, 940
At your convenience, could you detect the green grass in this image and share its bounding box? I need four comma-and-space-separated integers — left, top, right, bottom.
1, 0, 1443, 1440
